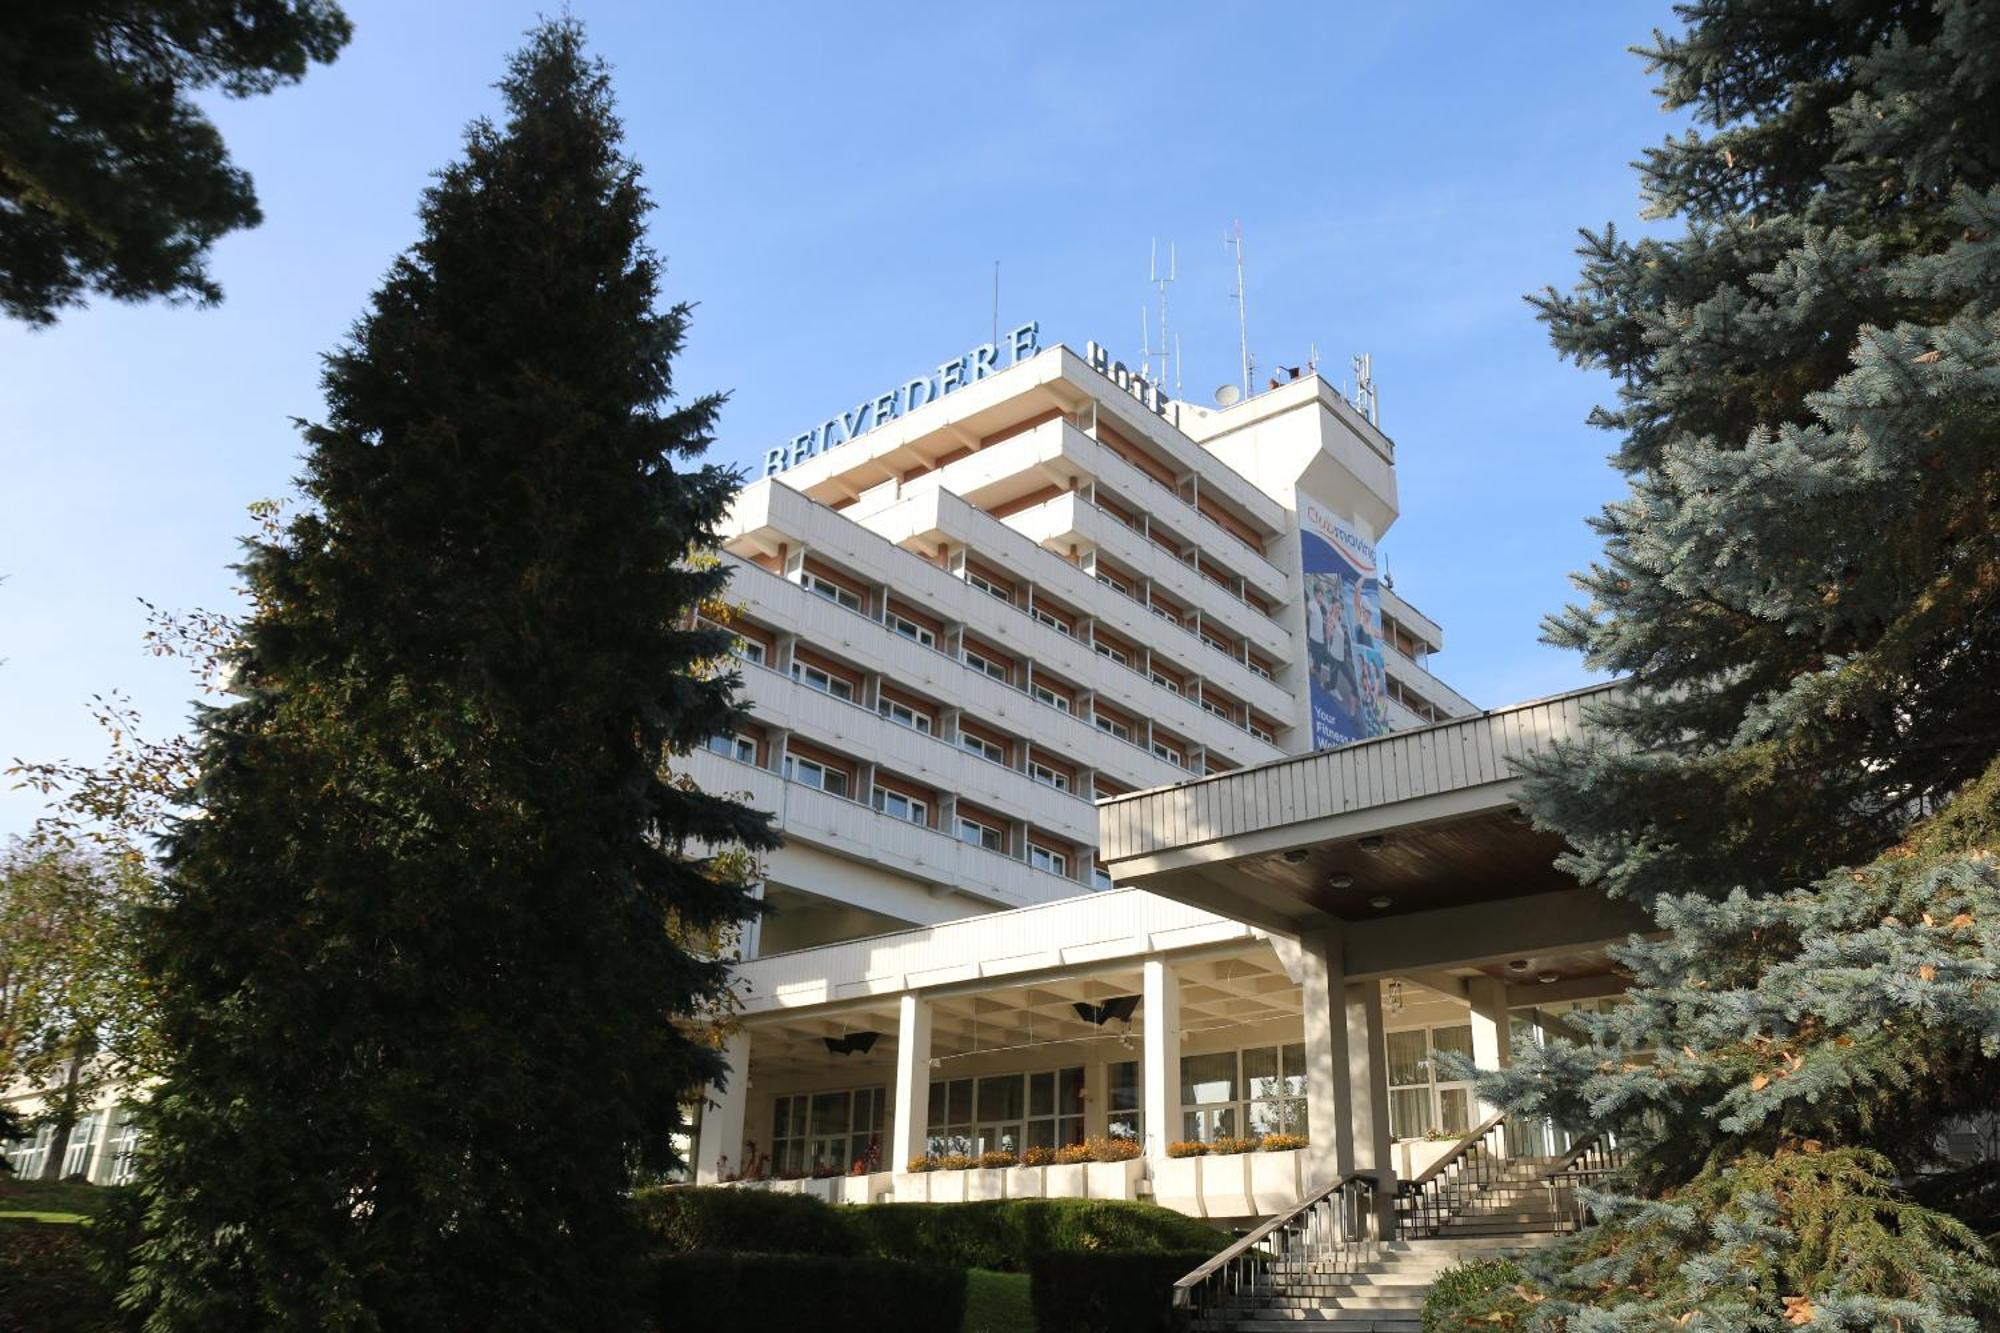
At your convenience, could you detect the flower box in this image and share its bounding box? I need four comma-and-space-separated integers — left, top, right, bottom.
926, 1169, 969, 1204
1398, 1138, 1457, 1181
800, 1177, 838, 1202
1249, 1149, 1305, 1214
1150, 1156, 1204, 1216
834, 1172, 892, 1206
890, 1171, 932, 1203
1084, 1157, 1145, 1201
769, 1178, 804, 1196
1043, 1163, 1089, 1200
1200, 1153, 1254, 1217
1004, 1164, 1045, 1199
965, 1167, 1009, 1201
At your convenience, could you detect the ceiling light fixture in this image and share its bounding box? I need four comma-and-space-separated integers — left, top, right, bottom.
1358, 835, 1386, 851
1328, 873, 1356, 890
1506, 959, 1531, 974
1282, 848, 1310, 864
1537, 970, 1561, 985
1368, 895, 1393, 910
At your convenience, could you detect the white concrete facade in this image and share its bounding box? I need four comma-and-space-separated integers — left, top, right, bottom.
695, 338, 1477, 964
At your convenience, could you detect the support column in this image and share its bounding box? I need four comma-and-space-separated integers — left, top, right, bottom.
1345, 979, 1397, 1236
1141, 955, 1181, 1160
694, 1031, 750, 1184
1296, 929, 1351, 1189
890, 992, 933, 1171
1468, 975, 1512, 1131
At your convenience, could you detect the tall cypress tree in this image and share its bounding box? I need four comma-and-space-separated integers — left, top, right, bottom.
1473, 1, 2000, 1327
127, 21, 771, 1330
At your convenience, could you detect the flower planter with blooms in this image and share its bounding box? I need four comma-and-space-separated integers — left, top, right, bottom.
1021, 1146, 1057, 1167
1082, 1135, 1145, 1201
1153, 1147, 1206, 1214
1250, 1136, 1309, 1214
1208, 1136, 1259, 1156
1004, 1150, 1047, 1199
1045, 1143, 1092, 1199
1166, 1141, 1210, 1159
1260, 1133, 1308, 1153
964, 1149, 1014, 1201
893, 1155, 936, 1204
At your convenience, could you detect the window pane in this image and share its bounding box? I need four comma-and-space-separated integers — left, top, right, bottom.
947, 1079, 974, 1125
1282, 1043, 1306, 1093
773, 1097, 794, 1140
811, 1091, 850, 1137
1242, 1046, 1280, 1099
1386, 1030, 1431, 1087
1389, 1087, 1434, 1139
928, 1082, 945, 1124
1438, 1087, 1472, 1136
1028, 1071, 1054, 1118
1058, 1067, 1086, 1116
1027, 1120, 1056, 1149
1108, 1061, 1140, 1112
1180, 1051, 1237, 1105
1432, 1024, 1475, 1063
1059, 1115, 1086, 1146
977, 1075, 1024, 1123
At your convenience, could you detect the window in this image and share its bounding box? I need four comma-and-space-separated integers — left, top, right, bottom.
1150, 604, 1182, 628
61, 1112, 100, 1178
1250, 724, 1275, 744
1180, 1044, 1308, 1143
958, 816, 1003, 853
1095, 570, 1130, 596
771, 1085, 886, 1176
1105, 1060, 1141, 1142
963, 647, 1010, 682
1031, 683, 1072, 714
960, 731, 1006, 765
1248, 660, 1273, 681
872, 787, 928, 826
784, 755, 849, 798
737, 638, 767, 666
1199, 696, 1231, 720
1028, 844, 1068, 876
5, 1123, 53, 1181
1201, 630, 1233, 656
966, 570, 1011, 603
1092, 864, 1115, 890
1386, 1024, 1476, 1141
1153, 741, 1185, 768
1095, 642, 1130, 668
803, 572, 863, 613
1150, 671, 1181, 695
928, 1069, 1084, 1157
887, 612, 935, 649
878, 698, 932, 734
792, 661, 855, 701
706, 732, 756, 764
1031, 607, 1072, 637
103, 1109, 140, 1186
1095, 716, 1133, 743
1029, 762, 1070, 794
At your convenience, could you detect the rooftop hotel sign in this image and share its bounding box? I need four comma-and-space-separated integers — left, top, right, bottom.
763, 321, 1041, 476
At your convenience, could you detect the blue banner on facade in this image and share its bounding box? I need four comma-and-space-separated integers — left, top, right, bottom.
1298, 497, 1391, 749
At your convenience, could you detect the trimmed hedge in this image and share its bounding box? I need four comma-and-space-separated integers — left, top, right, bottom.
1421, 1257, 1527, 1333
635, 1189, 1223, 1274
1028, 1251, 1210, 1333
649, 1252, 965, 1332
634, 1185, 861, 1257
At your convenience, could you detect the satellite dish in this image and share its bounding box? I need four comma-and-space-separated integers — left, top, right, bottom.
1214, 384, 1242, 407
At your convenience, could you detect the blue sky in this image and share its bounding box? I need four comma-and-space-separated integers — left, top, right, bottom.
0, 2, 1683, 838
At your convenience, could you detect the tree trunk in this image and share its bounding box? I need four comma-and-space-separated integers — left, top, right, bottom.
38, 1053, 84, 1182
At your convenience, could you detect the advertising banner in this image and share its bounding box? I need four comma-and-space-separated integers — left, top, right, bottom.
1298, 497, 1390, 749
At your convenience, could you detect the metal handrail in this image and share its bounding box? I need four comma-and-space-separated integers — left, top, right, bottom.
1543, 1129, 1625, 1232
1171, 1172, 1380, 1319
1395, 1112, 1512, 1239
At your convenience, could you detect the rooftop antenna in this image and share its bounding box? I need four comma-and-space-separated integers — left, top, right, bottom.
1146, 238, 1177, 391
991, 260, 1000, 349
1226, 221, 1252, 397
1352, 352, 1379, 426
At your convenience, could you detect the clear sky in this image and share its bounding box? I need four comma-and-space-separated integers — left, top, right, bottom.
0, 2, 1684, 839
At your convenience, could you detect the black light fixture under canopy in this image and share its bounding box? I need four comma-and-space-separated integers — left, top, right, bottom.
1071, 995, 1141, 1027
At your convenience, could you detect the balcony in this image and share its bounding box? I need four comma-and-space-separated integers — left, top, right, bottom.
678, 747, 1087, 911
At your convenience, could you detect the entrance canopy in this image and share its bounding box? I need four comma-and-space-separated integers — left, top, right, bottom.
1097, 684, 1647, 978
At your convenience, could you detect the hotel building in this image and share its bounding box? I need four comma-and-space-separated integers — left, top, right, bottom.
679, 331, 1655, 1224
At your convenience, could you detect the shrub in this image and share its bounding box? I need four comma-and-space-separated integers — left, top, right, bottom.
1421, 1257, 1527, 1333
841, 1198, 1224, 1274
633, 1186, 860, 1257
1052, 1144, 1094, 1165
934, 1152, 978, 1171
1208, 1136, 1258, 1156
1165, 1141, 1209, 1158
978, 1150, 1018, 1169
1260, 1133, 1308, 1153
1021, 1146, 1057, 1167
648, 1252, 964, 1333
1028, 1250, 1211, 1333
1086, 1135, 1141, 1163
905, 1155, 936, 1173
0, 1222, 117, 1333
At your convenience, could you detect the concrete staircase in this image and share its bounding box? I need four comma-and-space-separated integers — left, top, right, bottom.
1189, 1234, 1561, 1331
1417, 1154, 1573, 1238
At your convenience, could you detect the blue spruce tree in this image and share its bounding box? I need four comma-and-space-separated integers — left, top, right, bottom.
1466, 2, 2000, 1328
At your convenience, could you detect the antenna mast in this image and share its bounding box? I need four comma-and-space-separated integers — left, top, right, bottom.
1149, 238, 1177, 392
1352, 353, 1379, 426
1226, 221, 1252, 396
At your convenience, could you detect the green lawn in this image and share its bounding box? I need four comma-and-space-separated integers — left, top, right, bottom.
963, 1268, 1033, 1333
0, 1178, 116, 1226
